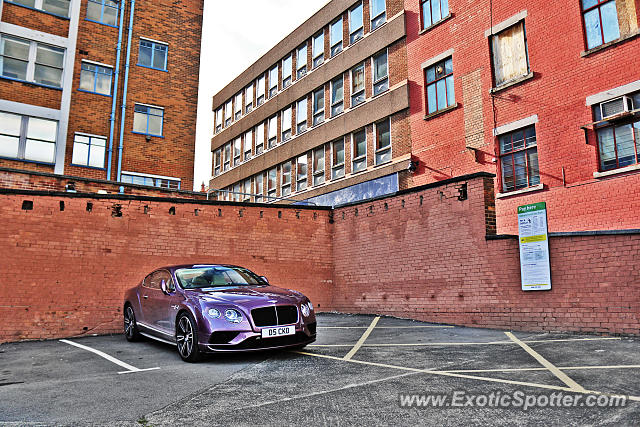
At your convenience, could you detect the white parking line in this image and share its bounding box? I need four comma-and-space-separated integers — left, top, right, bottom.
505, 332, 585, 392
343, 316, 380, 361
318, 325, 454, 329
308, 337, 622, 348
59, 339, 160, 374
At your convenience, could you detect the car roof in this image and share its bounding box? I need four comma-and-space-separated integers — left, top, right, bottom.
156, 264, 241, 272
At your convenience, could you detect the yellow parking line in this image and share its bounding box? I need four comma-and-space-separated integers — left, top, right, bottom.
343, 316, 380, 361
441, 365, 640, 373
295, 350, 640, 402
505, 332, 585, 392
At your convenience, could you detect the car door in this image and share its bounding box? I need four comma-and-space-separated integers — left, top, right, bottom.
153, 270, 177, 333
140, 270, 172, 335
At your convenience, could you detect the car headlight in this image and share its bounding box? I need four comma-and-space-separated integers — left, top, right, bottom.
300, 303, 310, 317
224, 309, 243, 323
307, 301, 314, 312
208, 308, 221, 318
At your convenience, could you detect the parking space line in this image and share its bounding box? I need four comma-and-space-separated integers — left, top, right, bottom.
440, 364, 640, 373
343, 316, 380, 361
318, 326, 454, 329
235, 372, 419, 411
295, 350, 640, 402
59, 339, 160, 374
505, 332, 585, 392
308, 337, 622, 348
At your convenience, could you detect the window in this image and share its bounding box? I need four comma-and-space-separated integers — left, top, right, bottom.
352, 129, 367, 172
233, 182, 242, 202
234, 92, 242, 120
281, 161, 292, 197
282, 55, 292, 89
330, 18, 343, 57
267, 168, 277, 199
133, 104, 163, 136
121, 172, 180, 189
425, 57, 454, 115
215, 108, 222, 133
582, 0, 621, 50
213, 148, 221, 176
282, 106, 292, 142
491, 21, 529, 87
421, 0, 449, 29
370, 0, 386, 30
313, 88, 325, 125
313, 146, 325, 186
331, 76, 344, 117
312, 32, 324, 68
138, 39, 167, 71
223, 143, 231, 171
296, 98, 307, 134
87, 0, 118, 26
372, 50, 389, 96
245, 84, 254, 114
256, 74, 266, 106
296, 44, 307, 79
71, 133, 106, 168
349, 3, 364, 44
597, 120, 640, 171
79, 61, 112, 95
332, 139, 345, 179
1, 35, 64, 88
375, 119, 391, 164
244, 130, 252, 161
255, 122, 265, 154
351, 63, 365, 107
243, 179, 251, 202
268, 65, 278, 98
296, 155, 308, 192
224, 100, 232, 126
233, 137, 241, 166
0, 111, 57, 163
499, 126, 539, 192
268, 115, 277, 148
11, 0, 71, 17
255, 173, 264, 203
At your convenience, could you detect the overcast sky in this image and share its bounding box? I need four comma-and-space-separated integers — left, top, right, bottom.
192, 0, 330, 190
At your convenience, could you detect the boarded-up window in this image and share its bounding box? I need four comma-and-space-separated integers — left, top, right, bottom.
491, 22, 529, 86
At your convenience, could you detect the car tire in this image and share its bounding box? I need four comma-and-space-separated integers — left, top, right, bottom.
124, 305, 142, 342
176, 312, 201, 362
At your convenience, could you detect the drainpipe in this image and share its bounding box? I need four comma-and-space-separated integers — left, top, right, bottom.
117, 0, 136, 182
106, 0, 126, 180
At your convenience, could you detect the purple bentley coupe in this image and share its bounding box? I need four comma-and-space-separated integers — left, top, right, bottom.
123, 264, 316, 362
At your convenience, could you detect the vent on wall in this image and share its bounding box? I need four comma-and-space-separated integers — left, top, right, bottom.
600, 96, 634, 120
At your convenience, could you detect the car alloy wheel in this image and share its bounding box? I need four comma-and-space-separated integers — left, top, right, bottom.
124, 305, 141, 342
176, 313, 201, 362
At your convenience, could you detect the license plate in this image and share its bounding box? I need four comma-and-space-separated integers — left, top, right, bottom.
261, 325, 295, 338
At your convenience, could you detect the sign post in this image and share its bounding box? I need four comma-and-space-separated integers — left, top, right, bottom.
517, 202, 551, 291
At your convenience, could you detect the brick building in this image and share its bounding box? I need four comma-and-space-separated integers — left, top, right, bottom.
209, 0, 413, 206
0, 0, 203, 192
403, 0, 640, 233
211, 0, 639, 233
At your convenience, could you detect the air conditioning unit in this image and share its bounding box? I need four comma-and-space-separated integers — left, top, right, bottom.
600, 95, 634, 120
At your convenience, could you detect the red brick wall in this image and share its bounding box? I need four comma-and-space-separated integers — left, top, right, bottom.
1, 2, 69, 36
404, 0, 640, 233
0, 168, 207, 199
0, 196, 333, 342
331, 175, 640, 335
3, 175, 639, 342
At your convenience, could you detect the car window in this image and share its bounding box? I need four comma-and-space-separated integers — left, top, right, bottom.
156, 271, 175, 292
176, 266, 266, 289
143, 271, 164, 290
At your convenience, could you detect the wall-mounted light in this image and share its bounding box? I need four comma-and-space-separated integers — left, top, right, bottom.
408, 159, 419, 173
457, 183, 468, 201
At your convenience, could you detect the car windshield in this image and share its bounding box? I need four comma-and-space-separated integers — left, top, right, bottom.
176, 266, 267, 289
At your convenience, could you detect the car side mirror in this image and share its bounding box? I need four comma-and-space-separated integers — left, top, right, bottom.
161, 279, 169, 294
260, 276, 269, 284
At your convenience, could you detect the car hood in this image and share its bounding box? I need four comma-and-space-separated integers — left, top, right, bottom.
186, 285, 304, 307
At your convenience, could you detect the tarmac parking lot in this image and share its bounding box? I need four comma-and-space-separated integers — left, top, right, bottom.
1, 313, 639, 426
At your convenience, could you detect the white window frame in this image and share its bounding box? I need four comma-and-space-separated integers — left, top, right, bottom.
214, 108, 222, 133
313, 87, 325, 126
12, 0, 71, 17
267, 115, 278, 149
243, 130, 252, 161
234, 92, 242, 120
267, 167, 277, 200
296, 98, 307, 134
224, 100, 232, 126
372, 49, 389, 97
223, 142, 231, 171
268, 65, 278, 98
349, 3, 364, 44
255, 173, 264, 202
331, 75, 344, 117
233, 136, 242, 166
213, 148, 221, 176
281, 106, 292, 142
331, 138, 345, 180
312, 32, 324, 68
281, 161, 292, 197
330, 17, 343, 57
282, 54, 292, 89
351, 62, 365, 107
374, 118, 392, 165
313, 145, 325, 186
255, 122, 265, 154
71, 132, 107, 168
256, 74, 266, 106
370, 0, 387, 30
296, 43, 307, 79
0, 110, 58, 164
351, 128, 367, 173
245, 83, 254, 114
296, 154, 308, 192
0, 34, 65, 88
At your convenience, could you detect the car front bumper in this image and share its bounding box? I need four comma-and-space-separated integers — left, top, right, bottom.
201, 321, 316, 353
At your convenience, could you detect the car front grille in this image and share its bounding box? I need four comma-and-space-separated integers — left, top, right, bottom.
208, 331, 311, 350
209, 331, 240, 344
251, 305, 298, 327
